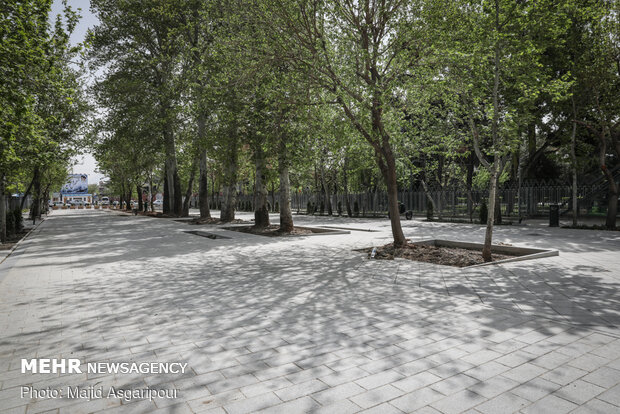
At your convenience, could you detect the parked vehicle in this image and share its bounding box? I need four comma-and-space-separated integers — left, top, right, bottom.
153, 199, 163, 206
100, 196, 110, 205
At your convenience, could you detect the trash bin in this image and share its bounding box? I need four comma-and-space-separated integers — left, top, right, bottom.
549, 204, 560, 227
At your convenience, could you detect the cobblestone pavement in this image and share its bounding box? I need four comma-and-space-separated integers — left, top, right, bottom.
0, 209, 619, 414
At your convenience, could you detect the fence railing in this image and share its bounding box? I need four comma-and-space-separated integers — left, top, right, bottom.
228, 182, 615, 219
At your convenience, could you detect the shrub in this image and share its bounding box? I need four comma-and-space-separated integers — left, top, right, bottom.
480, 200, 488, 224
426, 200, 433, 220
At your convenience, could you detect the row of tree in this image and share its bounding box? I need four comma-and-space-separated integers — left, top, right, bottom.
87, 0, 618, 261
0, 0, 87, 242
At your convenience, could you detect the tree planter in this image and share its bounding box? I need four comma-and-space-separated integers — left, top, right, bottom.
360, 239, 558, 268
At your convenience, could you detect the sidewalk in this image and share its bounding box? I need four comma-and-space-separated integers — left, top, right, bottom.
0, 209, 618, 413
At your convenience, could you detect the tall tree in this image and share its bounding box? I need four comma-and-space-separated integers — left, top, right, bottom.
262, 0, 440, 246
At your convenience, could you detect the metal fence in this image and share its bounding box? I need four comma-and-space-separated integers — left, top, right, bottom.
230, 180, 614, 219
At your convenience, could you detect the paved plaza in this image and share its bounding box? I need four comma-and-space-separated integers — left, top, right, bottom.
1, 209, 619, 414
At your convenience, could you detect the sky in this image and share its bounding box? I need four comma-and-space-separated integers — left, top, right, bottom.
50, 0, 104, 184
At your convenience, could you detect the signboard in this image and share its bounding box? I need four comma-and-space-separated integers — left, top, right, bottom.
61, 174, 88, 195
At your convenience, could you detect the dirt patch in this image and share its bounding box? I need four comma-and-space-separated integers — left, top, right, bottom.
190, 217, 250, 225
562, 224, 619, 231
225, 224, 314, 237
0, 230, 31, 251
358, 241, 516, 267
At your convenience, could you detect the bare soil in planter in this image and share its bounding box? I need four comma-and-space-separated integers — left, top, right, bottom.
359, 241, 516, 267
190, 217, 250, 225
0, 230, 31, 251
225, 224, 315, 237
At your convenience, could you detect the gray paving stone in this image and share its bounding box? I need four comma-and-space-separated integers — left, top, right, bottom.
467, 375, 520, 399
597, 383, 620, 407
350, 384, 405, 409
255, 396, 320, 414
502, 363, 547, 383
555, 379, 606, 405
429, 389, 486, 414
465, 361, 511, 382
520, 394, 578, 414
320, 366, 371, 387
356, 370, 406, 391
432, 373, 481, 396
2, 210, 620, 414
310, 381, 365, 405
474, 392, 529, 414
580, 366, 620, 388
239, 376, 293, 398
221, 392, 281, 414
510, 377, 562, 402
311, 399, 361, 414
541, 365, 588, 386
570, 398, 620, 414
273, 378, 328, 401
358, 402, 404, 414
392, 371, 442, 393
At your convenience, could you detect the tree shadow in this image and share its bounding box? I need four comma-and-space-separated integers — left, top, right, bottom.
1, 211, 619, 413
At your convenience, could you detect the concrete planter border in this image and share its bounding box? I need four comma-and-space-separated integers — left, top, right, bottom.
413, 239, 558, 267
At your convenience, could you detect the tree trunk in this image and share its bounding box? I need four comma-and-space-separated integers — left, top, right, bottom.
198, 149, 211, 218
494, 190, 502, 225
162, 170, 169, 214
325, 180, 333, 216
182, 157, 198, 217
30, 167, 41, 220
571, 98, 578, 226
605, 181, 618, 229
173, 169, 182, 215
148, 175, 154, 212
278, 133, 294, 232
137, 185, 143, 212
385, 153, 406, 246
482, 164, 499, 262
125, 186, 131, 211
421, 179, 437, 218
20, 175, 34, 211
220, 134, 238, 222
253, 145, 270, 228
343, 156, 352, 218
163, 110, 181, 216
0, 173, 6, 243
601, 147, 618, 229
466, 153, 474, 223
482, 18, 502, 262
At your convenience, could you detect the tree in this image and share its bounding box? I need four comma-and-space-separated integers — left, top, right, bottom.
89, 0, 186, 216
262, 0, 442, 246
442, 0, 571, 260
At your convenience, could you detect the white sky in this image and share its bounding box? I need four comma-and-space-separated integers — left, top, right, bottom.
51, 0, 105, 184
